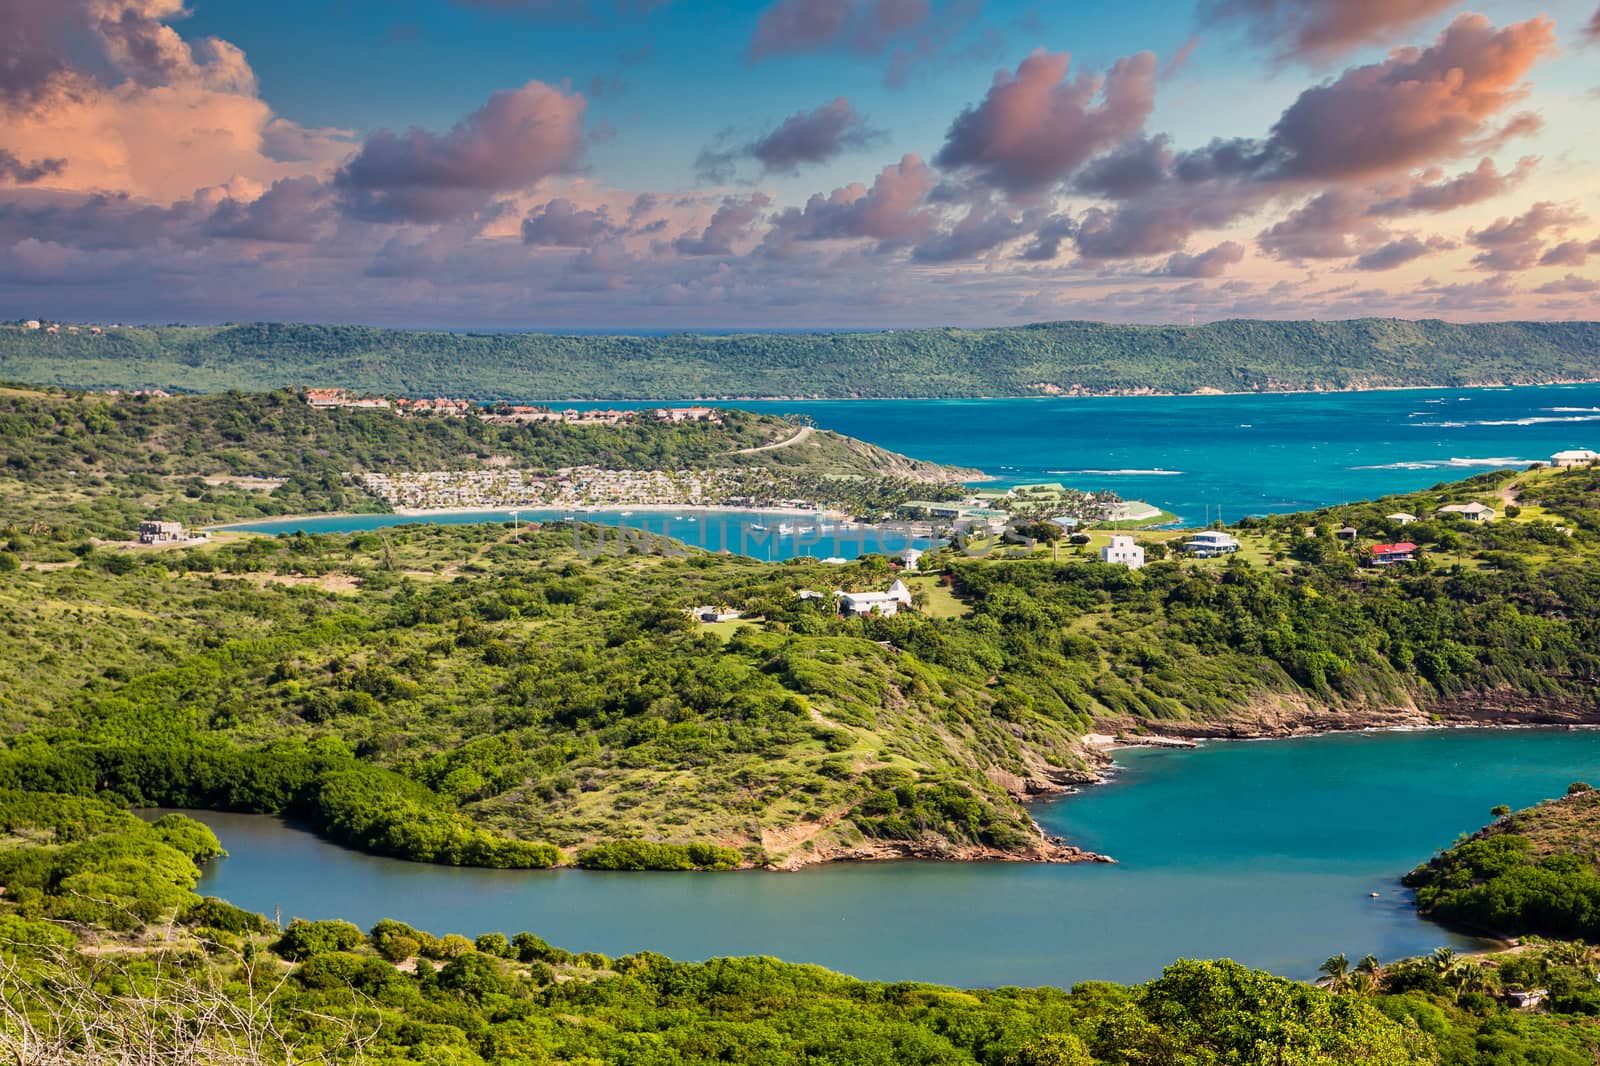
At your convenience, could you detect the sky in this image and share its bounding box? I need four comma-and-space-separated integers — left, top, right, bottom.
1, 0, 1597, 329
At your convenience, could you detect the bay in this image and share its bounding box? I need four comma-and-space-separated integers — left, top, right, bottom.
185, 728, 1600, 989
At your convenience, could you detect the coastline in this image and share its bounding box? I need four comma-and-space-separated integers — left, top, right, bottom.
509, 376, 1600, 406
215, 502, 852, 531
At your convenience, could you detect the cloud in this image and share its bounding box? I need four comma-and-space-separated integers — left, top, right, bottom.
0, 149, 65, 184
1162, 240, 1245, 277
764, 154, 937, 250
1260, 15, 1554, 182
1352, 234, 1454, 271
696, 97, 885, 182
934, 49, 1158, 198
0, 0, 356, 202
1467, 202, 1586, 272
909, 202, 1031, 263
673, 193, 771, 255
747, 0, 929, 60
1535, 274, 1599, 295
1538, 237, 1600, 267
1587, 5, 1600, 44
1258, 189, 1387, 261
521, 198, 618, 246
1368, 157, 1536, 216
335, 81, 587, 223
1198, 0, 1458, 63
205, 176, 332, 243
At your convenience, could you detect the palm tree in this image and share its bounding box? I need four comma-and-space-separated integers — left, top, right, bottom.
1347, 971, 1378, 997
1319, 953, 1351, 992
1430, 946, 1458, 973
1355, 954, 1383, 978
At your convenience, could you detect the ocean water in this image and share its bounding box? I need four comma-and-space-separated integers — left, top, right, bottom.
559, 383, 1600, 524
185, 729, 1600, 989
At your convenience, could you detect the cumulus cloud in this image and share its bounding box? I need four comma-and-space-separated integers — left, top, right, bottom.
0, 0, 356, 202
1468, 202, 1586, 272
1261, 15, 1554, 181
764, 154, 936, 251
1198, 0, 1458, 63
1162, 240, 1245, 277
335, 81, 587, 223
1352, 234, 1454, 271
1535, 274, 1599, 295
1538, 237, 1600, 268
673, 193, 771, 255
696, 97, 884, 182
934, 50, 1158, 197
521, 198, 618, 246
1369, 157, 1536, 216
1587, 6, 1600, 44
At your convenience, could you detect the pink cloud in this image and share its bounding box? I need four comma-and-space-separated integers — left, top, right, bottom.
1199, 0, 1458, 63
1162, 240, 1245, 277
335, 81, 587, 223
1468, 202, 1587, 272
935, 49, 1158, 197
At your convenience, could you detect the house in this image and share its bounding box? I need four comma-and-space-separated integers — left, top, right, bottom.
1335, 525, 1358, 541
1386, 512, 1418, 525
1437, 502, 1496, 523
1552, 449, 1599, 468
138, 520, 189, 544
1367, 541, 1418, 567
305, 388, 350, 408
836, 579, 913, 617
1184, 530, 1240, 557
1100, 534, 1145, 569
688, 605, 743, 623
796, 589, 825, 601
1506, 989, 1547, 1010
654, 406, 718, 422
901, 547, 924, 571
22, 320, 40, 330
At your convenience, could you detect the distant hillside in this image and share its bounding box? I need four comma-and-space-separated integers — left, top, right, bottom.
2, 319, 1597, 399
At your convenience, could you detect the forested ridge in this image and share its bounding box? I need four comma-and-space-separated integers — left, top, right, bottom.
3, 318, 1598, 398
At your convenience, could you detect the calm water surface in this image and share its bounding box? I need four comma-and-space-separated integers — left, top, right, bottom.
189, 729, 1600, 989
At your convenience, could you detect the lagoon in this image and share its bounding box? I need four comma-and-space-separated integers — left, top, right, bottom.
186, 728, 1600, 989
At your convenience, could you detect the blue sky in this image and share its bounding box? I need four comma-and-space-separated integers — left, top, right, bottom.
1, 0, 1596, 327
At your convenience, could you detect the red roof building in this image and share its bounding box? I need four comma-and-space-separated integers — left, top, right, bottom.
1368, 542, 1418, 566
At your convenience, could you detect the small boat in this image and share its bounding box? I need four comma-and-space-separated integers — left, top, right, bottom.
620, 511, 633, 516
1369, 892, 1381, 898
777, 523, 795, 535
749, 523, 769, 533
797, 525, 815, 535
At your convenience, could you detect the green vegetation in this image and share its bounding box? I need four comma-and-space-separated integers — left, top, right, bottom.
1406, 789, 1600, 942
9, 794, 1600, 1064
0, 386, 969, 549
3, 319, 1599, 398
2, 461, 1600, 869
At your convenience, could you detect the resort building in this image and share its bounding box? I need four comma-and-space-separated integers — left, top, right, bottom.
1437, 502, 1496, 523
1386, 512, 1418, 525
901, 547, 924, 571
1367, 541, 1418, 567
654, 406, 719, 422
1552, 449, 1599, 467
138, 520, 189, 544
836, 579, 913, 617
1100, 534, 1145, 570
1184, 530, 1240, 558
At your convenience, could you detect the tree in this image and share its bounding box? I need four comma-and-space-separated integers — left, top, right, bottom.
1320, 953, 1351, 992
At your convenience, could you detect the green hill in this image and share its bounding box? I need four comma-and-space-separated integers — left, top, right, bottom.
3, 318, 1598, 398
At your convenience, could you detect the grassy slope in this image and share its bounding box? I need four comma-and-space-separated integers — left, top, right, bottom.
3, 318, 1599, 398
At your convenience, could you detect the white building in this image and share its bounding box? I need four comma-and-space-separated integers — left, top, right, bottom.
836, 579, 913, 617
138, 520, 189, 544
1184, 530, 1240, 557
1386, 512, 1418, 525
22, 320, 40, 331
1100, 534, 1145, 569
1437, 502, 1496, 523
1552, 449, 1599, 468
901, 547, 924, 571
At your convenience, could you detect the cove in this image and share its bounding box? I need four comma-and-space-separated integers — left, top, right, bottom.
185, 729, 1600, 989
221, 508, 935, 563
